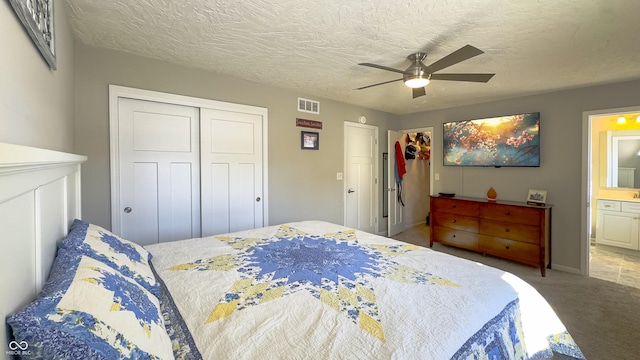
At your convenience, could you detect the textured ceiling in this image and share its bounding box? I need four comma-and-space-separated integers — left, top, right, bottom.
64, 0, 640, 115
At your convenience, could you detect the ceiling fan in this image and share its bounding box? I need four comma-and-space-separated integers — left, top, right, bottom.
356, 45, 495, 99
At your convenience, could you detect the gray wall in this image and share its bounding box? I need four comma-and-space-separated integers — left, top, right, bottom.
0, 0, 75, 152
7, 1, 640, 273
398, 79, 640, 272
74, 43, 398, 232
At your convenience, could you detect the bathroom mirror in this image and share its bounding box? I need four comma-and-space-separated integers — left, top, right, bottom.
607, 130, 640, 188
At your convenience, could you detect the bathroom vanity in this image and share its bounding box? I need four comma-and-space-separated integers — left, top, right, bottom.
596, 198, 640, 250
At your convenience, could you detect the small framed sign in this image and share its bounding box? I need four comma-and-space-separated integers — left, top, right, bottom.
301, 131, 319, 150
296, 118, 323, 129
527, 189, 547, 206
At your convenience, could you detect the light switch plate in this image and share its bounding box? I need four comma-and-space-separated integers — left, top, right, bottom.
337, 172, 343, 180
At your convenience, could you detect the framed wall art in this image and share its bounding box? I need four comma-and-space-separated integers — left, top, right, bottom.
301, 131, 319, 150
9, 0, 56, 70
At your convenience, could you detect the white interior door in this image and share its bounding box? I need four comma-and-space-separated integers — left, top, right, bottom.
200, 108, 264, 236
388, 130, 404, 237
117, 98, 201, 245
345, 122, 378, 234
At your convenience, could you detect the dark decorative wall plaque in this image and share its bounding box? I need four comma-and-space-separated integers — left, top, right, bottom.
9, 0, 56, 70
296, 118, 323, 129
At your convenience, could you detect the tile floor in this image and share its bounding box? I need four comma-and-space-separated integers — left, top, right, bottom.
589, 244, 640, 289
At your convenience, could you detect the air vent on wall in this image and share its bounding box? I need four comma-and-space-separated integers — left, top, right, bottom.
298, 97, 319, 114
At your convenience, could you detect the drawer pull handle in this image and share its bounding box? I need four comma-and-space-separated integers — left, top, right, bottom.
452, 205, 457, 208
505, 245, 510, 250
505, 228, 510, 233
452, 234, 456, 238
505, 211, 510, 215
452, 219, 457, 223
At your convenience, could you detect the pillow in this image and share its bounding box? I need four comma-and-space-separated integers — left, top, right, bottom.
7, 251, 174, 360
60, 219, 159, 297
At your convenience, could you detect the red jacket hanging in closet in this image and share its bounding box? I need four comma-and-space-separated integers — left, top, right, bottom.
395, 141, 406, 180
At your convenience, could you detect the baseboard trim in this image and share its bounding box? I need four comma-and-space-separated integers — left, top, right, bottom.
409, 221, 426, 228
550, 263, 582, 275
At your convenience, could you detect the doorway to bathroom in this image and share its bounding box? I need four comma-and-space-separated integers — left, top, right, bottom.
583, 106, 640, 289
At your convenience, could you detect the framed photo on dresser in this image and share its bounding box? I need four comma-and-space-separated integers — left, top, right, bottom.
527, 189, 547, 206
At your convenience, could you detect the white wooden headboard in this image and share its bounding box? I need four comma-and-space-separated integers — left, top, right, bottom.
0, 142, 86, 355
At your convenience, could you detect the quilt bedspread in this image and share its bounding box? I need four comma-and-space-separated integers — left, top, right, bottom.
145, 221, 584, 360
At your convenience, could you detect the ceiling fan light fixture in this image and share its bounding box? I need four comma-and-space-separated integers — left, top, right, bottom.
403, 54, 430, 88
356, 45, 492, 98
404, 76, 430, 88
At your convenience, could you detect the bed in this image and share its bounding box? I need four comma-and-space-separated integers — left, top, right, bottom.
6, 221, 585, 359
1, 143, 584, 359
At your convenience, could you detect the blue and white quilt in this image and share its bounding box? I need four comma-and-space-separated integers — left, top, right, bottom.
146, 221, 585, 360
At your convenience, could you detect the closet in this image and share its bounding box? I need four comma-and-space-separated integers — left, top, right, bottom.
387, 129, 432, 236
110, 86, 268, 245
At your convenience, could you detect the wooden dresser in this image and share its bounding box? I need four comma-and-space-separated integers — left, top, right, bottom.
429, 195, 552, 276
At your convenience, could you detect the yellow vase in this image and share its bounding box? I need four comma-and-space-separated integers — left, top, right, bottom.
487, 187, 497, 200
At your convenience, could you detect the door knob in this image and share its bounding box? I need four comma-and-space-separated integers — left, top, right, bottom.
124, 207, 132, 213
256, 197, 261, 202
348, 189, 355, 194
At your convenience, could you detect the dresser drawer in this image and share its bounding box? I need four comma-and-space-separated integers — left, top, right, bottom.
432, 197, 479, 216
432, 212, 479, 232
480, 203, 541, 226
597, 200, 620, 211
479, 219, 540, 244
479, 235, 540, 264
433, 226, 479, 251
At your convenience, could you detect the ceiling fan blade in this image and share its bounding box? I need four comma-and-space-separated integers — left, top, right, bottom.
430, 73, 495, 83
412, 87, 426, 99
358, 63, 405, 74
355, 78, 403, 90
426, 45, 485, 73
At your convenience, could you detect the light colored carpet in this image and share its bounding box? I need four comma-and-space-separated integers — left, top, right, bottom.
391, 224, 640, 360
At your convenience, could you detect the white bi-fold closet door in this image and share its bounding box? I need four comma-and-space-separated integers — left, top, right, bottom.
111, 87, 267, 246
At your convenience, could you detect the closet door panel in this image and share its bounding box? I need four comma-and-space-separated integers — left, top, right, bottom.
131, 162, 159, 245
117, 98, 201, 245
235, 163, 257, 232
209, 163, 231, 235
201, 108, 264, 236
168, 163, 197, 242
